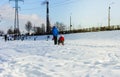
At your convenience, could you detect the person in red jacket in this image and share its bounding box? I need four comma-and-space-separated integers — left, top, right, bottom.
58, 35, 64, 45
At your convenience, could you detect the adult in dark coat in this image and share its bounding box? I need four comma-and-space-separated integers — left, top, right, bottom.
4, 34, 7, 42
52, 26, 59, 45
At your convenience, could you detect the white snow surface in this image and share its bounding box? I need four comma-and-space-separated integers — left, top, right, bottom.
0, 31, 120, 77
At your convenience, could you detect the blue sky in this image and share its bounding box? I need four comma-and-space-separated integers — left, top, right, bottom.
0, 0, 120, 32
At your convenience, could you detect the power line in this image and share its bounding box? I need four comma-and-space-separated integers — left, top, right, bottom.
21, 0, 80, 10
8, 0, 79, 12
51, 0, 71, 5
51, 0, 79, 7
0, 0, 80, 11
9, 0, 24, 35
24, 0, 42, 4
21, 7, 41, 11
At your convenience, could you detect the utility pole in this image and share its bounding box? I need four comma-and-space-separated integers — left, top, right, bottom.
46, 1, 50, 34
42, 0, 50, 34
42, 0, 50, 41
0, 14, 2, 23
70, 16, 72, 32
9, 0, 24, 35
46, 0, 50, 34
108, 2, 114, 29
108, 6, 111, 28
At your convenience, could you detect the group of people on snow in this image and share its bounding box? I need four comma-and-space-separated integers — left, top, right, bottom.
3, 26, 65, 45
3, 34, 27, 41
52, 26, 64, 45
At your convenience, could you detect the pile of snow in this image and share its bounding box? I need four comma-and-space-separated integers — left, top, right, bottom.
0, 30, 120, 77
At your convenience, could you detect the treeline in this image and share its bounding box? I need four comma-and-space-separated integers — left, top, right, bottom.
6, 21, 46, 35
62, 25, 120, 34
5, 21, 66, 36
0, 21, 120, 36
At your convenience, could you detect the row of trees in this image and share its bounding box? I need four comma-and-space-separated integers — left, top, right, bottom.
6, 21, 66, 35
1, 21, 120, 36
25, 21, 46, 35
6, 21, 46, 35
65, 25, 120, 34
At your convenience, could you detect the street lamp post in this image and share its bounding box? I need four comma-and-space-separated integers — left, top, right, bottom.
108, 2, 114, 29
70, 15, 72, 32
108, 6, 111, 28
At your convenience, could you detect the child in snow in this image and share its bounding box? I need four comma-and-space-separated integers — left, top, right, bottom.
58, 35, 64, 45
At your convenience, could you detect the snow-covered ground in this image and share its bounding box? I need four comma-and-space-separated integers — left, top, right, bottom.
0, 31, 120, 77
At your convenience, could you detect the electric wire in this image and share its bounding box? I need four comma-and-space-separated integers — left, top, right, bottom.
20, 0, 80, 11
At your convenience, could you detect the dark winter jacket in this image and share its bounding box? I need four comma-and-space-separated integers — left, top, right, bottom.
52, 26, 59, 37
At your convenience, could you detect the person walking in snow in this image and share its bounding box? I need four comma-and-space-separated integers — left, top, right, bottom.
52, 26, 59, 45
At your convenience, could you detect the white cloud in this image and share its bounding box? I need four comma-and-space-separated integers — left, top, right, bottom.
0, 4, 45, 33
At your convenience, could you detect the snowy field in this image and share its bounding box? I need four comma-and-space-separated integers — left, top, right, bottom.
0, 31, 120, 77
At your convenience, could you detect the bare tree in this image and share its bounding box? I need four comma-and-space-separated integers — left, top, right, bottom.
7, 28, 14, 34
54, 22, 66, 32
0, 30, 4, 36
41, 23, 45, 34
34, 27, 42, 35
14, 28, 20, 34
25, 21, 32, 35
